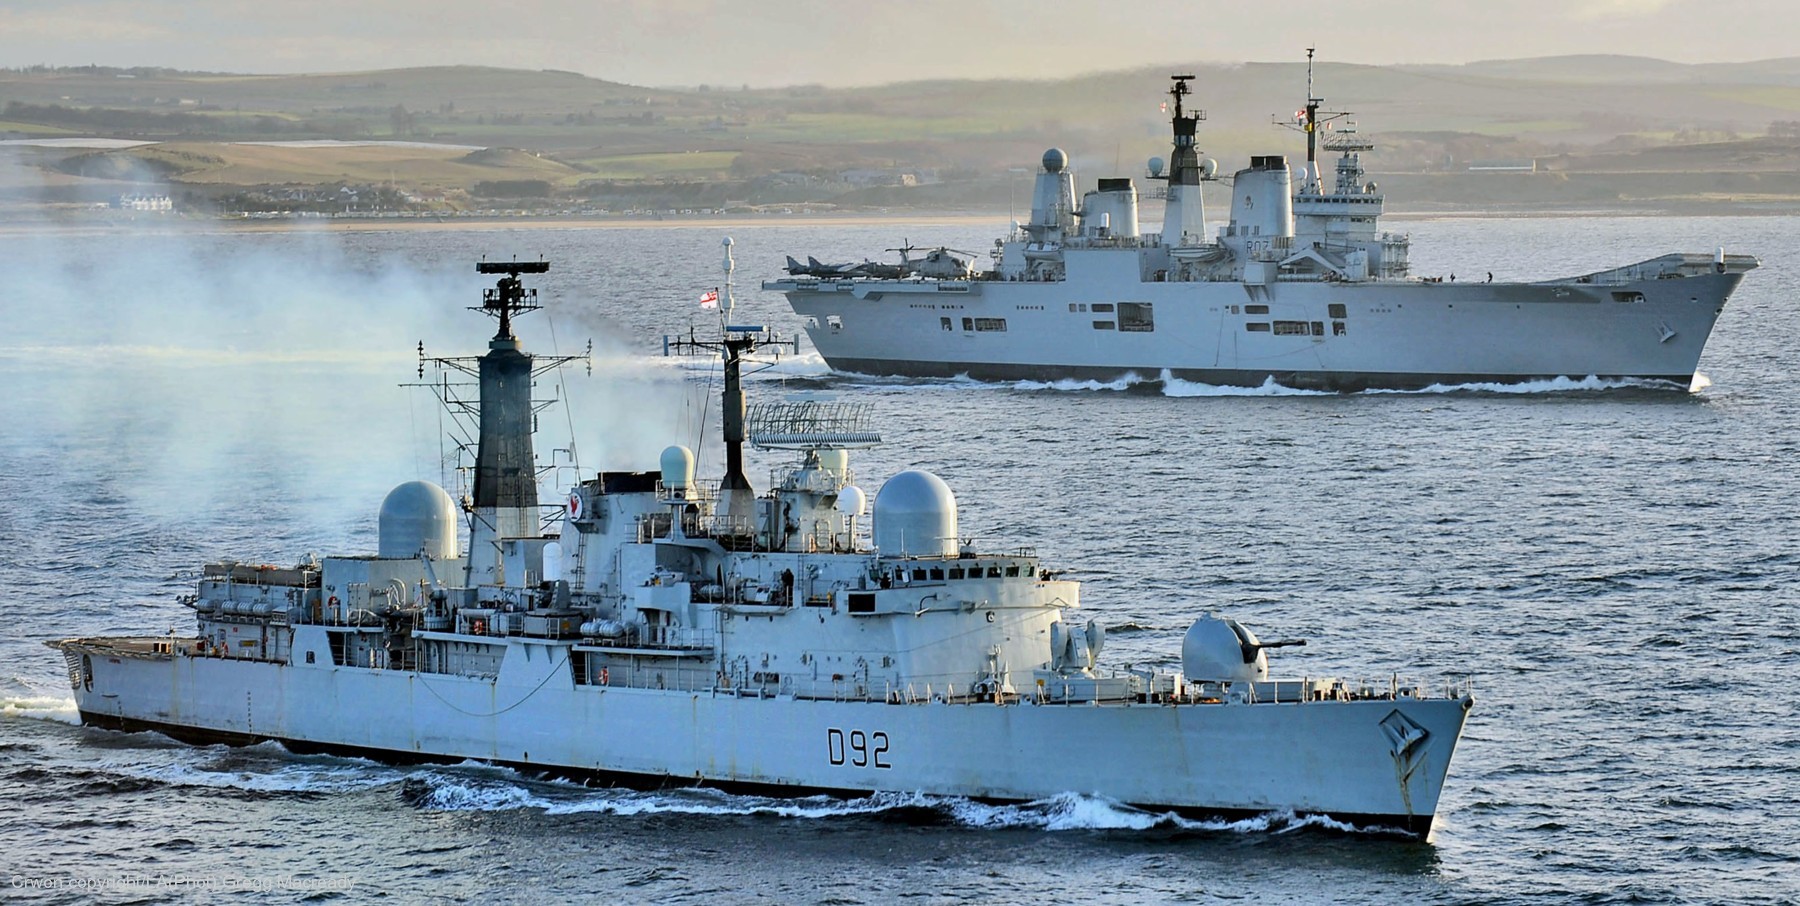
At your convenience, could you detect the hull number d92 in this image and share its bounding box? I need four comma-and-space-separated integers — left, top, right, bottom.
826, 728, 891, 768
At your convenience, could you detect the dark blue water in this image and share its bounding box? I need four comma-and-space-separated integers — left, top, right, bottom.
2, 217, 1796, 904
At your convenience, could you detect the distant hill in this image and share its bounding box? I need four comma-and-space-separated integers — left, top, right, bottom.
4, 56, 1799, 215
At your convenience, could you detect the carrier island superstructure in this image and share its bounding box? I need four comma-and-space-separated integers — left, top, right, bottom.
768, 56, 1759, 391
50, 255, 1473, 835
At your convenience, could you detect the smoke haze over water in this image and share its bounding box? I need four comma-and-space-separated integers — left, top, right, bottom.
0, 225, 703, 559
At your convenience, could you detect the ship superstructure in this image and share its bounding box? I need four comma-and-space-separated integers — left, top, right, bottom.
768, 51, 1758, 390
51, 252, 1474, 835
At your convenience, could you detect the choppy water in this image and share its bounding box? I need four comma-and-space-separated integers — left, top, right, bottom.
2, 216, 1797, 904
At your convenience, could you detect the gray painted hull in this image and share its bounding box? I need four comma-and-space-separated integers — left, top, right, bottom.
62, 638, 1472, 835
781, 273, 1744, 390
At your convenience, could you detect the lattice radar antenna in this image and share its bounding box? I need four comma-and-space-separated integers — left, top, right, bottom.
746, 399, 882, 451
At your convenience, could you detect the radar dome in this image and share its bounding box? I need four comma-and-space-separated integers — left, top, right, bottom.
1147, 156, 1165, 178
1181, 615, 1268, 684
837, 485, 867, 518
817, 448, 849, 474
378, 480, 459, 559
1042, 148, 1068, 173
660, 445, 695, 492
872, 470, 957, 558
1200, 159, 1218, 180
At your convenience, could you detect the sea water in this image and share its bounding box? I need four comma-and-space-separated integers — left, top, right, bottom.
0, 216, 1795, 904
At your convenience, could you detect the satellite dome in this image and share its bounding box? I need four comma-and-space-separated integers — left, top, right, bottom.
378, 480, 459, 559
1147, 156, 1165, 178
660, 445, 695, 492
1042, 148, 1068, 173
872, 470, 957, 558
836, 485, 867, 518
1181, 615, 1268, 684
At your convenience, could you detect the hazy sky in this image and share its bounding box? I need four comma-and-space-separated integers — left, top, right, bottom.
1, 0, 1790, 86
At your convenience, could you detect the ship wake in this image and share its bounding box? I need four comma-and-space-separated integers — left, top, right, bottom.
396, 769, 1389, 836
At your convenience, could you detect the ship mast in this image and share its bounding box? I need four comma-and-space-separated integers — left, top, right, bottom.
411, 261, 589, 587
1279, 47, 1352, 196
665, 238, 797, 524
467, 261, 548, 585
1159, 74, 1208, 246
1304, 47, 1321, 190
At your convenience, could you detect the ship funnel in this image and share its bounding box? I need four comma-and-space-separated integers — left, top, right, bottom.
1082, 178, 1139, 239
1228, 156, 1295, 241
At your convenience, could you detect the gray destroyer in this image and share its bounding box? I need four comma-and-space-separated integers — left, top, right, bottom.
51, 254, 1473, 835
768, 58, 1758, 391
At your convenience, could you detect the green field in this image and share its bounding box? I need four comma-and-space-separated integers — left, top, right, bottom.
6, 56, 1800, 212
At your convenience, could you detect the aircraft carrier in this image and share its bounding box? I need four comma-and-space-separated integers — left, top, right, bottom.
51, 250, 1473, 835
766, 53, 1758, 391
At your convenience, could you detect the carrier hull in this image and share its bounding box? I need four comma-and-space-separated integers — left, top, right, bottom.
779, 270, 1745, 391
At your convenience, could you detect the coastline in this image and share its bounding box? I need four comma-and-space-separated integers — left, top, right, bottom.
0, 204, 1788, 238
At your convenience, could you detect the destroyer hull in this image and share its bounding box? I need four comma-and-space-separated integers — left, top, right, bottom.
58, 641, 1471, 835
781, 271, 1744, 390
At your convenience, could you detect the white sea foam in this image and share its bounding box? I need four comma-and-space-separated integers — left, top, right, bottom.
1160, 373, 1331, 397
1014, 373, 1146, 393
97, 745, 397, 794
400, 772, 1380, 835
0, 695, 81, 725
1362, 374, 1687, 394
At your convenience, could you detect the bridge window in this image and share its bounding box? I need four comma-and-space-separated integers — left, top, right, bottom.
1092, 321, 1115, 330
1091, 303, 1115, 313
1245, 304, 1270, 314
1273, 321, 1312, 336
974, 318, 1007, 332
1245, 322, 1271, 332
1328, 303, 1347, 318
962, 317, 974, 331
940, 317, 953, 331
1119, 302, 1154, 332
